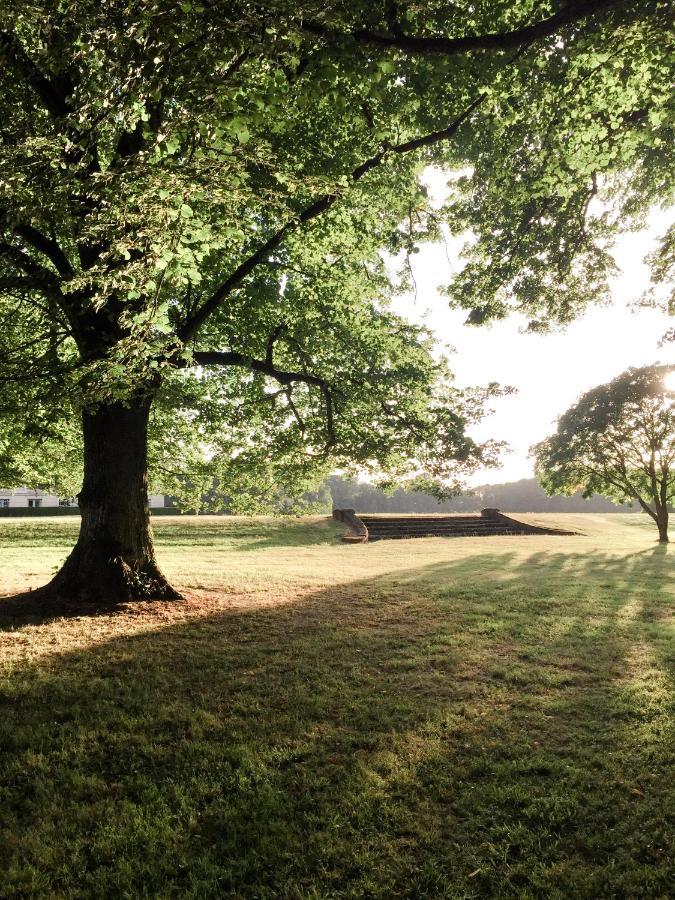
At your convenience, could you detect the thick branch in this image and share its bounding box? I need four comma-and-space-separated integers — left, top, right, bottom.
0, 240, 63, 288
607, 456, 658, 520
0, 273, 56, 295
303, 0, 621, 57
578, 459, 656, 519
178, 94, 482, 342
193, 349, 335, 449
266, 322, 286, 366
13, 224, 74, 277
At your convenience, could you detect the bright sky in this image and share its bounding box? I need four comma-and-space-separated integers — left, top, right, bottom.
390, 186, 675, 485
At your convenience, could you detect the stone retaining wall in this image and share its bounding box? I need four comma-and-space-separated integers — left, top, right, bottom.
332, 508, 368, 543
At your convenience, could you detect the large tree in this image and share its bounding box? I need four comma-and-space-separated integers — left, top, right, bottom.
0, 1, 672, 603
534, 364, 675, 542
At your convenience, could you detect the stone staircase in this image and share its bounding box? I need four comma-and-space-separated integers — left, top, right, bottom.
333, 508, 577, 543
360, 514, 530, 541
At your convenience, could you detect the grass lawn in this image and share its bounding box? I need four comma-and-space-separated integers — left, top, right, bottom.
0, 514, 673, 898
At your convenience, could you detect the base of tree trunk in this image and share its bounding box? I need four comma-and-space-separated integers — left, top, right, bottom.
23, 394, 186, 608
38, 546, 183, 605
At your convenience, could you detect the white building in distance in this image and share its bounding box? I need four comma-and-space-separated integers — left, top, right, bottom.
0, 487, 165, 509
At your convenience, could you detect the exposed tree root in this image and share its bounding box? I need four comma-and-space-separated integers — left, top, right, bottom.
45, 555, 183, 605
4, 552, 185, 615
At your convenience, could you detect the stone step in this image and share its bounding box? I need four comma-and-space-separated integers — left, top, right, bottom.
359, 516, 487, 525
366, 529, 529, 540
366, 526, 521, 533
363, 521, 508, 529
367, 533, 528, 540
363, 521, 496, 528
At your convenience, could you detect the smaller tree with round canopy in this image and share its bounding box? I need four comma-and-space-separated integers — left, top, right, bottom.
533, 364, 675, 543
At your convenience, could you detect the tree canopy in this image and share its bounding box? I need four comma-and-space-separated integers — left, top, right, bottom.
0, 0, 672, 599
534, 364, 675, 542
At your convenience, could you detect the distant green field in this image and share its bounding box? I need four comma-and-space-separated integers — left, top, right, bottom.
1, 514, 673, 898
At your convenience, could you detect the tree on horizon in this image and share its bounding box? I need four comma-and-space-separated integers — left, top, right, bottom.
534, 364, 675, 543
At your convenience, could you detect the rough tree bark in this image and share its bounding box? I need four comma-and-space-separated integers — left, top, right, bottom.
40, 394, 182, 604
656, 509, 669, 544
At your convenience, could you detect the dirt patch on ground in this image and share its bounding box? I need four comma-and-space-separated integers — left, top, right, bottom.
0, 586, 311, 664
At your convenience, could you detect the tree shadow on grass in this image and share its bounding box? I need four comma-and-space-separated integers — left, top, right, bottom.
0, 589, 129, 627
0, 545, 673, 898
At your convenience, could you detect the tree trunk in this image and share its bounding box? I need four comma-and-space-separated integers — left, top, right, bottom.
657, 510, 669, 544
41, 394, 181, 604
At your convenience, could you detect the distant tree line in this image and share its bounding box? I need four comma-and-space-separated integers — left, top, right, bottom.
326, 475, 636, 514
168, 473, 657, 516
